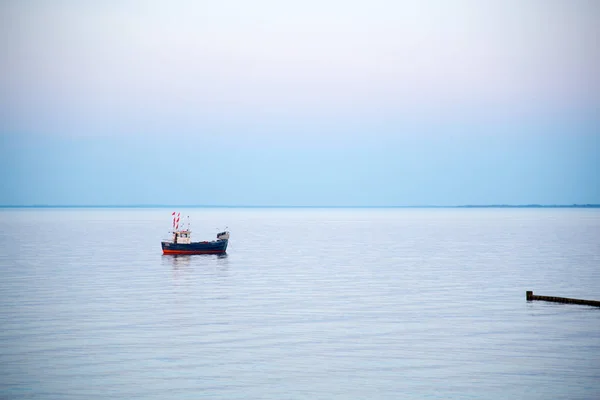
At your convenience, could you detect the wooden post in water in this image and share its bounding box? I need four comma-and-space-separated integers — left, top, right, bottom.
526, 291, 600, 308
526, 291, 533, 301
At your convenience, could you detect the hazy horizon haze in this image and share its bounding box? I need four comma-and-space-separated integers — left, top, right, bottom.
1, 0, 598, 206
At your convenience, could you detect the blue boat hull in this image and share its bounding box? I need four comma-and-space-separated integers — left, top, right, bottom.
161, 239, 228, 255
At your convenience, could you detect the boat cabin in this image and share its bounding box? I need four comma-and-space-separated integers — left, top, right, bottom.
168, 228, 229, 245
172, 230, 192, 244
217, 231, 230, 240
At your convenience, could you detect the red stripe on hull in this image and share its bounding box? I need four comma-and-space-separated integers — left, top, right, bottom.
163, 249, 225, 255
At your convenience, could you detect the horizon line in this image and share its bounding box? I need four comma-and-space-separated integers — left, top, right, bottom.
1, 204, 599, 209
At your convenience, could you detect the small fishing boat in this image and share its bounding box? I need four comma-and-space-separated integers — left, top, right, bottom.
161, 212, 229, 255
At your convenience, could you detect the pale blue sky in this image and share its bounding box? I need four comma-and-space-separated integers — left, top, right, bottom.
1, 0, 598, 205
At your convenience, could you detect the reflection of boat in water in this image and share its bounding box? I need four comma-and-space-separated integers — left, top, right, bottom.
169, 254, 191, 268
161, 212, 229, 255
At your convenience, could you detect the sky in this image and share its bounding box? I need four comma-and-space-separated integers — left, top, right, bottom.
0, 0, 598, 206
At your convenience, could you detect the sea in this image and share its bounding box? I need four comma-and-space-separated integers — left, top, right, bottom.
0, 207, 599, 399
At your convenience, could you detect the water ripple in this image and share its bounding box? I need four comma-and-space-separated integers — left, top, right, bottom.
1, 208, 599, 399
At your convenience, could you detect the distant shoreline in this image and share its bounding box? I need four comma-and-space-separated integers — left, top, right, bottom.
1, 204, 599, 209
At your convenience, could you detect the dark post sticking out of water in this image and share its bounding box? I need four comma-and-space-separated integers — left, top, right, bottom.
526, 291, 600, 308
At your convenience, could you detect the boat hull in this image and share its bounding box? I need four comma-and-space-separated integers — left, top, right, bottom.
161, 239, 228, 255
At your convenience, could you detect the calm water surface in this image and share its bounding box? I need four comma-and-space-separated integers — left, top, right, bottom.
1, 208, 599, 399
